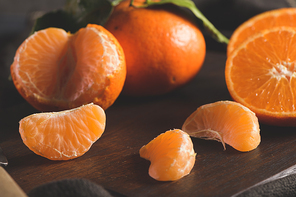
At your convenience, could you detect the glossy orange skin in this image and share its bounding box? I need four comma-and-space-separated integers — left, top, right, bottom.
105, 0, 206, 96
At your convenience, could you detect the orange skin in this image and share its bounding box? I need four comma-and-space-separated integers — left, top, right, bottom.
105, 0, 206, 96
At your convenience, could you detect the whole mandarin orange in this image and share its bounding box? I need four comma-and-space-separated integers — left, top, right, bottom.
105, 0, 206, 96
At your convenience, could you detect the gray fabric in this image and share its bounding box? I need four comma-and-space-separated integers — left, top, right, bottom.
28, 178, 113, 197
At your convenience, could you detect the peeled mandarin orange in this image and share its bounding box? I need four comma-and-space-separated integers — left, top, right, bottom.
11, 24, 126, 111
19, 103, 106, 160
227, 8, 296, 56
105, 0, 206, 96
182, 101, 260, 152
139, 129, 196, 181
225, 27, 296, 126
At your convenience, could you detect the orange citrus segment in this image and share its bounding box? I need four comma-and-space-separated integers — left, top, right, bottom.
139, 129, 196, 181
182, 101, 260, 152
227, 8, 296, 56
19, 103, 106, 160
11, 24, 126, 111
226, 27, 296, 126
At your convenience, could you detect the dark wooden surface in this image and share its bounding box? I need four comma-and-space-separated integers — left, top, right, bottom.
1, 13, 296, 197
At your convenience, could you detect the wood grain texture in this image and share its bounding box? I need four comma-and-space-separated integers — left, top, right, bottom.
1, 28, 296, 197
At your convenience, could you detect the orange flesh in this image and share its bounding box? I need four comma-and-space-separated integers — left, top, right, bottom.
182, 101, 260, 152
140, 129, 196, 181
19, 103, 106, 160
16, 27, 115, 104
11, 24, 125, 111
228, 8, 296, 56
226, 27, 296, 125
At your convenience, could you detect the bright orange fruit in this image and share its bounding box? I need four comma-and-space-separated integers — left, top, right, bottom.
11, 24, 126, 111
105, 0, 206, 96
182, 101, 260, 152
226, 27, 296, 126
19, 103, 106, 160
227, 8, 296, 56
139, 129, 196, 181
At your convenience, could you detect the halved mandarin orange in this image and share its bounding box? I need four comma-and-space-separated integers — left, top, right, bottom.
19, 103, 106, 160
11, 24, 126, 111
182, 101, 260, 152
226, 27, 296, 126
227, 8, 296, 56
139, 129, 196, 181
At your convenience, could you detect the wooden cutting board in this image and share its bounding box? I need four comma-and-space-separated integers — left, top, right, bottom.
1, 32, 296, 197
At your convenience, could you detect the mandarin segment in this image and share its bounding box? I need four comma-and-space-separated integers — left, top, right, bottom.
139, 129, 196, 181
19, 103, 106, 160
182, 101, 260, 152
226, 27, 296, 126
11, 24, 126, 112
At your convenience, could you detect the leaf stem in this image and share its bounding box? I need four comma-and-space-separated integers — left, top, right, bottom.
133, 0, 229, 44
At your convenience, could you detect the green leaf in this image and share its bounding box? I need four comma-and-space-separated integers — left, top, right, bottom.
31, 0, 228, 45
111, 0, 124, 6
132, 0, 229, 44
65, 0, 114, 27
31, 0, 116, 34
31, 10, 81, 34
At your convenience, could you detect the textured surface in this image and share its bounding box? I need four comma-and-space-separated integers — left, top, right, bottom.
2, 48, 296, 196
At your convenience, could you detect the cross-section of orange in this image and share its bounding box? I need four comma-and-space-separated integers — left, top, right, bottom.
19, 103, 106, 160
227, 8, 296, 56
11, 24, 126, 111
226, 27, 296, 126
182, 101, 260, 152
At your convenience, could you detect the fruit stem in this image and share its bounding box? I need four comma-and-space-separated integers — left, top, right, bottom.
130, 0, 151, 7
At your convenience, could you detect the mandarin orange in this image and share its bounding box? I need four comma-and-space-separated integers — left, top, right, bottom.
105, 0, 206, 96
11, 24, 126, 111
227, 8, 296, 56
182, 101, 260, 152
19, 103, 106, 160
139, 129, 196, 181
226, 27, 296, 126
